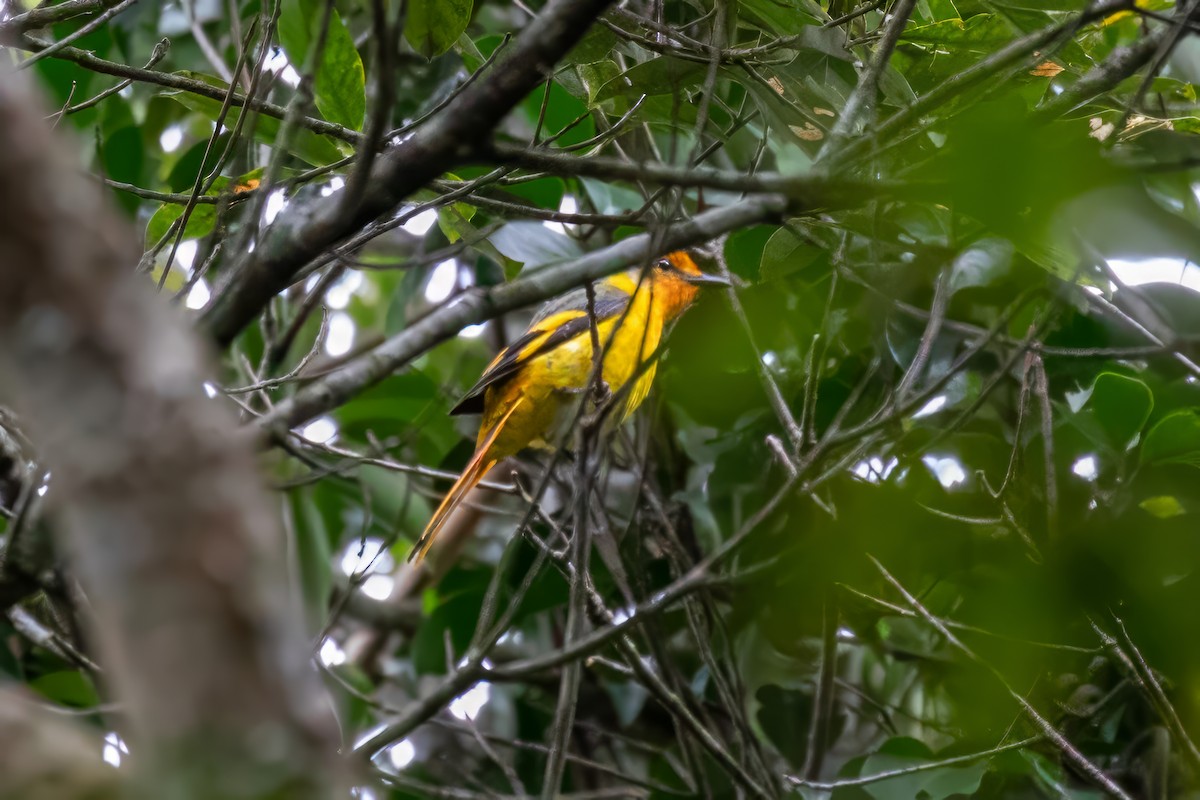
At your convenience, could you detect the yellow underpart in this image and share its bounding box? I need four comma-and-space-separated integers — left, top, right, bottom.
478, 276, 667, 458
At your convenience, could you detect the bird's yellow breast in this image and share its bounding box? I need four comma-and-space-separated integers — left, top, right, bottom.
479, 280, 665, 458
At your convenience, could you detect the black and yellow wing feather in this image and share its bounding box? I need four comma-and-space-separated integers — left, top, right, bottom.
450, 284, 632, 416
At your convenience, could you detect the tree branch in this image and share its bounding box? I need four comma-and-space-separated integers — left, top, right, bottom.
11, 33, 359, 144
0, 0, 124, 35
485, 141, 893, 203
253, 194, 789, 442
200, 0, 620, 347
0, 71, 342, 800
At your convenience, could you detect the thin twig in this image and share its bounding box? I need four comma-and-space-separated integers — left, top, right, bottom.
870, 555, 1135, 800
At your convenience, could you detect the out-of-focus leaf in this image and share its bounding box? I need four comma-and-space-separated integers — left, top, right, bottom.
1087, 372, 1153, 452
278, 0, 366, 130
760, 227, 821, 280
876, 616, 951, 660
886, 314, 958, 383
602, 679, 649, 728
100, 126, 144, 213
1140, 495, 1187, 518
902, 15, 1015, 49
724, 225, 776, 280
921, 99, 1119, 280
335, 373, 440, 438
755, 684, 812, 768
145, 201, 215, 246
291, 487, 334, 629
30, 671, 100, 708
1142, 410, 1200, 468
861, 738, 988, 800
948, 237, 1013, 293
167, 132, 232, 192
411, 590, 485, 675
405, 0, 473, 58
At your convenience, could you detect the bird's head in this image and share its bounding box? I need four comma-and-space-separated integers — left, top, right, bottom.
648, 251, 730, 319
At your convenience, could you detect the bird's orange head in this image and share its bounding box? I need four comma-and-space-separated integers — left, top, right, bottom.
648, 251, 729, 319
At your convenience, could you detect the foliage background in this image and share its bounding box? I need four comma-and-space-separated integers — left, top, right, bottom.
4, 0, 1200, 798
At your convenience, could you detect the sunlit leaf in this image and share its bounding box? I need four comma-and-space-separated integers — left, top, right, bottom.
406, 0, 473, 58
278, 0, 366, 130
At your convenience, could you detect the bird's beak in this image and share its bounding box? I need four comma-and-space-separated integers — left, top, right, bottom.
683, 271, 731, 287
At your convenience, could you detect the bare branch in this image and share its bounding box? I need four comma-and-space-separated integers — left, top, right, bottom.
201, 0, 622, 346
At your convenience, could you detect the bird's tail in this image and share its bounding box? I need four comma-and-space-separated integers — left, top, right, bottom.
408, 399, 522, 564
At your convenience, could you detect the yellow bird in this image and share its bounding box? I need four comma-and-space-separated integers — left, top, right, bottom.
410, 251, 728, 562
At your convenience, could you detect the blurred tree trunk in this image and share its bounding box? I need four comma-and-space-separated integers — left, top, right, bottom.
0, 687, 120, 800
0, 73, 343, 799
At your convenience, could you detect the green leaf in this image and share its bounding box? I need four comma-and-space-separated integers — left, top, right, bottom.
291, 487, 334, 630
597, 57, 707, 101
100, 126, 145, 213
406, 0, 473, 59
278, 0, 366, 130
411, 591, 484, 674
522, 80, 594, 147
1087, 372, 1153, 452
566, 26, 619, 65
902, 15, 1015, 49
437, 206, 507, 267
167, 132, 232, 192
739, 0, 822, 35
163, 72, 346, 166
862, 738, 988, 800
1140, 495, 1187, 518
145, 202, 216, 247
30, 671, 100, 708
759, 227, 821, 280
502, 176, 565, 210
1142, 410, 1200, 468
948, 237, 1013, 293
336, 373, 439, 437
576, 60, 622, 107
490, 221, 584, 269
724, 225, 776, 280
580, 176, 643, 215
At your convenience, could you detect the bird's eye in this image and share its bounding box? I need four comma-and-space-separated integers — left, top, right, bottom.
655, 258, 673, 271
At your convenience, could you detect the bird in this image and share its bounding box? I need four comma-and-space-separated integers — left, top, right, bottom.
409, 250, 729, 563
